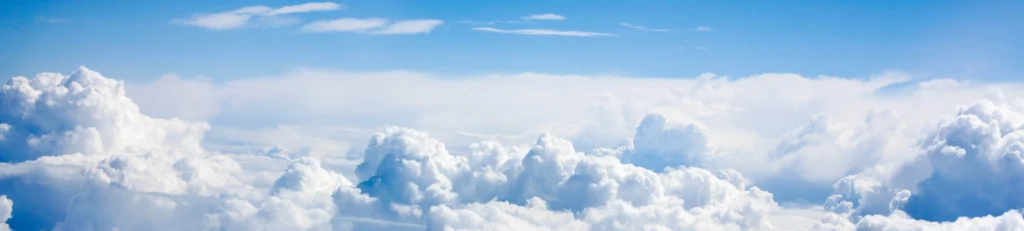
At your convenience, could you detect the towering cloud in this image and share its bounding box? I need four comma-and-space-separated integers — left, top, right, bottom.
820, 98, 1024, 228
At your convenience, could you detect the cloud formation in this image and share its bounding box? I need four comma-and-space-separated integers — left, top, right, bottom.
472, 27, 616, 37
522, 13, 566, 21
8, 67, 1024, 230
302, 18, 444, 34
1, 67, 776, 230
821, 97, 1024, 227
175, 2, 342, 30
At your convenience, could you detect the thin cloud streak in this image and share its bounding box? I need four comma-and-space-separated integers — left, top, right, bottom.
472, 27, 616, 37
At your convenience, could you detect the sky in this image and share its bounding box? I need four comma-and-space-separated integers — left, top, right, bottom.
6, 1, 1024, 231
2, 0, 1023, 82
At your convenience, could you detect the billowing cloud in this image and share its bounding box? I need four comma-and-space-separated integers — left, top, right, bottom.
472, 27, 617, 37
9, 67, 1024, 230
821, 97, 1024, 226
175, 2, 342, 30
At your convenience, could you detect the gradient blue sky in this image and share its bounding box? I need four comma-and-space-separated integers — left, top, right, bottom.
3, 0, 1023, 82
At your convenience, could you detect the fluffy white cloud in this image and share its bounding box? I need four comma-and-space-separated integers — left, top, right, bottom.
302, 18, 444, 34
472, 27, 617, 37
0, 67, 208, 163
522, 13, 566, 20
353, 126, 777, 230
175, 2, 342, 30
821, 97, 1024, 226
10, 67, 1024, 230
0, 195, 10, 231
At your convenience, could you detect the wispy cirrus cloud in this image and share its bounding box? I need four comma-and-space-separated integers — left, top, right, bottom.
39, 17, 66, 23
694, 26, 714, 32
174, 2, 342, 30
620, 23, 670, 32
522, 13, 566, 20
472, 27, 616, 37
302, 18, 444, 35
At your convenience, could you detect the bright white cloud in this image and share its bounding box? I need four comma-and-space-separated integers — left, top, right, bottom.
472, 27, 617, 37
175, 2, 342, 30
620, 23, 670, 32
302, 19, 444, 34
9, 67, 1024, 230
522, 13, 565, 20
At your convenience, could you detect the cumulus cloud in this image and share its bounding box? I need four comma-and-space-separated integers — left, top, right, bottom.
175, 2, 342, 30
472, 27, 617, 37
0, 67, 208, 163
0, 68, 376, 230
350, 126, 778, 230
821, 98, 1024, 226
11, 67, 1024, 230
302, 18, 444, 34
522, 13, 566, 20
0, 195, 10, 231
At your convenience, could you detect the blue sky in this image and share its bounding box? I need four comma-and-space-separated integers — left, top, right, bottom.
3, 0, 1024, 82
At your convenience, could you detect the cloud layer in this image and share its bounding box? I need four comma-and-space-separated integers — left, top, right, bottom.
6, 67, 1024, 230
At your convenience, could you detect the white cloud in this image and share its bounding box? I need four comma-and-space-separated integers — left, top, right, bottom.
522, 13, 565, 20
9, 67, 1024, 230
472, 27, 617, 37
267, 2, 343, 15
694, 26, 714, 32
300, 18, 389, 32
620, 23, 670, 32
371, 19, 444, 35
0, 195, 10, 231
302, 19, 444, 34
175, 2, 342, 30
822, 97, 1024, 225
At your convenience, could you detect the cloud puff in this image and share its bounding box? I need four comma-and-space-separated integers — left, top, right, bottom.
522, 13, 566, 20
472, 27, 617, 37
302, 18, 444, 34
175, 2, 342, 30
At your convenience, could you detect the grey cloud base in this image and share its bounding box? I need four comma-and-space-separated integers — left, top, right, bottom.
3, 68, 1024, 230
